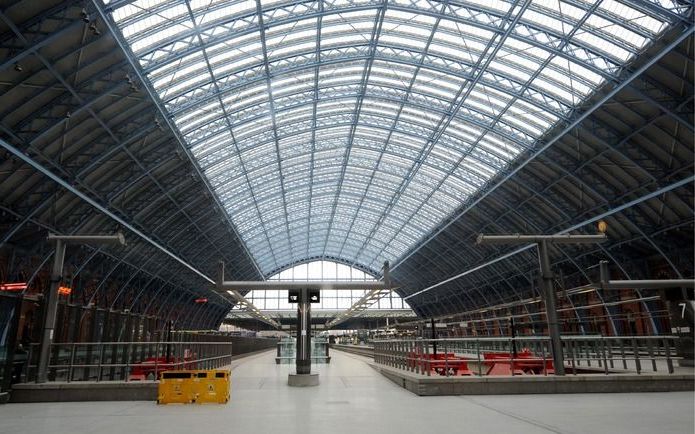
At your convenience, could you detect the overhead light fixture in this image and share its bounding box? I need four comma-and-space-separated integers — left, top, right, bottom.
13, 62, 22, 72
80, 8, 90, 23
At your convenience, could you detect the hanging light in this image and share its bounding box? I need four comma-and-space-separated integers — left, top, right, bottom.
13, 62, 22, 72
80, 8, 90, 23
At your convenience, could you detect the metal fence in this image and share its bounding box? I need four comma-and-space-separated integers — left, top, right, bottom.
20, 340, 233, 383
373, 336, 680, 377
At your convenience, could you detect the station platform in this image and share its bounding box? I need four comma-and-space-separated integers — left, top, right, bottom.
0, 350, 692, 434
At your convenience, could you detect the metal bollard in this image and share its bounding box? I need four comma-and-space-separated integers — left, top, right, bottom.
68, 343, 76, 382
444, 341, 449, 377
476, 339, 482, 376
632, 338, 641, 374
664, 338, 674, 374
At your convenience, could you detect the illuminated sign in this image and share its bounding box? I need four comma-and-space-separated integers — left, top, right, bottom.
0, 282, 27, 292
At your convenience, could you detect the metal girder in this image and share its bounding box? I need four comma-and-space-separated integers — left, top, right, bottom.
320, 1, 388, 262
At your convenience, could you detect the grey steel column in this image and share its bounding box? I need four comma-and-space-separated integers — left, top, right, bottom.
296, 288, 311, 375
538, 240, 565, 375
37, 239, 66, 383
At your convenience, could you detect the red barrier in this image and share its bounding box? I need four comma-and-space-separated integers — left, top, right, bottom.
483, 349, 554, 376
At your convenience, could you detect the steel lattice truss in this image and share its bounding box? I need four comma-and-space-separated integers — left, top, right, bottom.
102, 0, 687, 275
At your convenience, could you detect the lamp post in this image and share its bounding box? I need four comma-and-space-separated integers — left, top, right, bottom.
476, 233, 607, 375
36, 233, 125, 383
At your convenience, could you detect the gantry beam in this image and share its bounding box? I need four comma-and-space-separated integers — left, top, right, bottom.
326, 262, 393, 328
216, 281, 390, 291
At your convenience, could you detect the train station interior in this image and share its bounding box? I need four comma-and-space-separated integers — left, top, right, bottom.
0, 0, 693, 433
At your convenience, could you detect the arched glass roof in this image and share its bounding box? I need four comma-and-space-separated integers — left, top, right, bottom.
104, 0, 685, 275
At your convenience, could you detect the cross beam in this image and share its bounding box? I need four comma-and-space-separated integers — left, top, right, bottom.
597, 261, 695, 290
323, 261, 393, 328
216, 262, 280, 328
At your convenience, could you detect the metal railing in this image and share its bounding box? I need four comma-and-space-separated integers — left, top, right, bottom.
21, 341, 233, 383
373, 336, 680, 377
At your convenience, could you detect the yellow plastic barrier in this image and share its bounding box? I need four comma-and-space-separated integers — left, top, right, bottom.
157, 370, 230, 404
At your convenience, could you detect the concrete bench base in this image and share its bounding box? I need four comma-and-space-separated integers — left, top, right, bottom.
370, 362, 695, 396
288, 373, 319, 387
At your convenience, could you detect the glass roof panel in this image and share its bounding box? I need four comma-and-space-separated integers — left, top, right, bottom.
106, 0, 684, 275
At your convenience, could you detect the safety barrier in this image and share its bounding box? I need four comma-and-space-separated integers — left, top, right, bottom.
157, 369, 230, 404
373, 336, 680, 377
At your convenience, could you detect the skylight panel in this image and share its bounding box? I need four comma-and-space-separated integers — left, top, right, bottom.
521, 7, 569, 34
465, 0, 513, 14
573, 29, 632, 62
266, 28, 316, 52
112, 1, 166, 23
599, 0, 666, 34
195, 0, 253, 23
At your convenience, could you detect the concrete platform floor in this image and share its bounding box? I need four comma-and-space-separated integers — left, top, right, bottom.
0, 350, 692, 434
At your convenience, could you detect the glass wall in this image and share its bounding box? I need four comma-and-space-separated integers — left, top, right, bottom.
234, 260, 411, 311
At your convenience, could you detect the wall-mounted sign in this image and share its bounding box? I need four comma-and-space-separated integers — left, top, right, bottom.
288, 289, 320, 303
